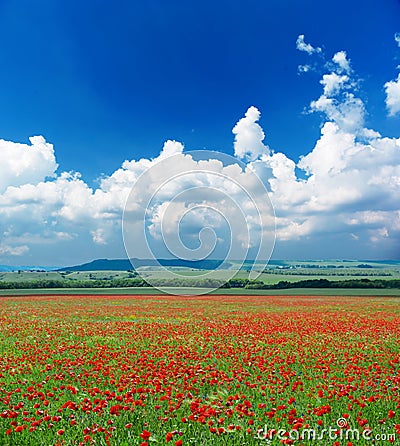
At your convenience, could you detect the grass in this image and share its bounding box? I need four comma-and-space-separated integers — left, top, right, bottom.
2, 259, 400, 284
136, 265, 400, 284
0, 271, 65, 282
0, 271, 136, 282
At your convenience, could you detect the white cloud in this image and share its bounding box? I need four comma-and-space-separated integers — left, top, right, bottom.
122, 151, 274, 263
0, 244, 29, 256
232, 106, 269, 161
0, 105, 399, 263
298, 64, 311, 74
248, 43, 400, 249
296, 35, 321, 55
383, 34, 400, 116
332, 51, 351, 73
0, 136, 58, 194
320, 73, 349, 96
395, 32, 400, 48
308, 51, 365, 133
157, 139, 184, 159
385, 73, 400, 117
310, 92, 365, 134
91, 228, 107, 244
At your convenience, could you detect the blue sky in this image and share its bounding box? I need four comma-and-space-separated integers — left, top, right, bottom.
0, 0, 399, 265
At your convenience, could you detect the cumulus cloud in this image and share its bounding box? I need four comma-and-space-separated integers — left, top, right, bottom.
232, 106, 269, 161
246, 41, 400, 253
384, 34, 400, 116
332, 51, 351, 73
306, 51, 366, 133
0, 244, 29, 256
296, 35, 321, 55
123, 148, 274, 264
320, 73, 349, 96
0, 39, 399, 264
124, 64, 398, 258
0, 136, 58, 194
385, 74, 400, 117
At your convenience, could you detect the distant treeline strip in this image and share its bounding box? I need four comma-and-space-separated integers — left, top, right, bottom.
0, 279, 147, 289
239, 278, 400, 289
0, 278, 399, 290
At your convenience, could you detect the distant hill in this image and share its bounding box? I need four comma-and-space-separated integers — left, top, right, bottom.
5, 258, 398, 273
0, 265, 58, 272
58, 258, 225, 271
0, 265, 18, 272
58, 259, 132, 271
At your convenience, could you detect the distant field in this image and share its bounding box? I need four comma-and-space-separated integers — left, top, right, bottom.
113, 259, 400, 277
0, 287, 399, 296
1, 260, 399, 294
0, 271, 65, 282
0, 270, 135, 282
135, 261, 400, 285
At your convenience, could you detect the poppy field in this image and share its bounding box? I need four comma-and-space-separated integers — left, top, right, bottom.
0, 294, 399, 445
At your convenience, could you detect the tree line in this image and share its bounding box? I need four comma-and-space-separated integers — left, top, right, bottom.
0, 277, 399, 290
